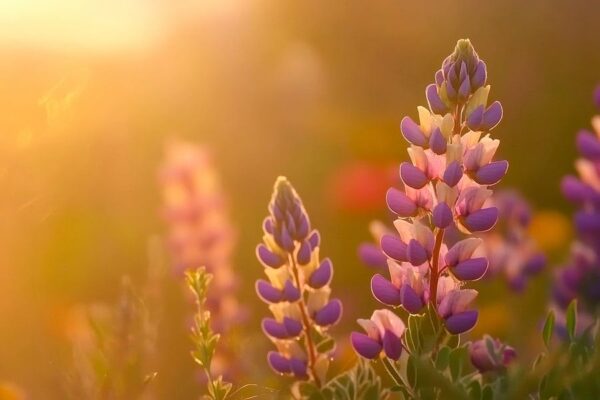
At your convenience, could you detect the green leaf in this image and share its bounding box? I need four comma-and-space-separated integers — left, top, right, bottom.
566, 299, 578, 341
542, 310, 555, 349
435, 346, 451, 371
467, 380, 481, 400
316, 335, 336, 354
481, 385, 493, 400
407, 355, 417, 388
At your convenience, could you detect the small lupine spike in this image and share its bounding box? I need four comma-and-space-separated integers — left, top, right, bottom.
257, 177, 341, 384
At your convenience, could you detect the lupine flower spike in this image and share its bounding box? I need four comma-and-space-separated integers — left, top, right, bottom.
160, 141, 245, 378
480, 190, 546, 291
256, 177, 342, 386
554, 88, 600, 335
351, 40, 514, 396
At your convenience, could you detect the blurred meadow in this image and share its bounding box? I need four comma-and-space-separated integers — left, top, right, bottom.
1, 0, 600, 398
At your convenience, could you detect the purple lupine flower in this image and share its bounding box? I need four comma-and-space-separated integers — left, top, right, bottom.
355, 39, 507, 349
552, 87, 600, 335
469, 335, 516, 373
479, 190, 546, 291
256, 177, 341, 385
351, 309, 406, 360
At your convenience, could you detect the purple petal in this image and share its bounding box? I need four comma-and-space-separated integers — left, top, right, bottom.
285, 215, 297, 238
524, 253, 546, 275
289, 358, 308, 379
283, 317, 303, 337
256, 244, 284, 268
267, 351, 291, 374
283, 280, 301, 302
400, 284, 424, 314
256, 279, 282, 303
481, 101, 503, 130
263, 217, 274, 234
445, 310, 478, 334
380, 234, 407, 262
464, 207, 498, 232
474, 160, 509, 185
382, 329, 403, 360
309, 258, 333, 289
459, 62, 468, 81
313, 299, 342, 326
371, 274, 401, 306
295, 214, 310, 239
426, 84, 448, 114
452, 257, 488, 281
466, 105, 484, 131
575, 211, 600, 233
435, 70, 444, 86
262, 318, 289, 339
400, 162, 428, 189
432, 202, 453, 229
446, 80, 457, 101
296, 240, 311, 265
351, 332, 382, 359
308, 230, 321, 249
458, 77, 471, 100
576, 130, 600, 160
443, 161, 463, 187
400, 116, 427, 146
358, 243, 388, 269
429, 128, 447, 154
407, 239, 428, 266
386, 187, 417, 217
470, 60, 487, 89
276, 226, 295, 252
561, 176, 592, 204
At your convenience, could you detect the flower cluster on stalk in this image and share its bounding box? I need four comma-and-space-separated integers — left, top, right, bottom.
352, 39, 509, 360
554, 90, 600, 333
160, 141, 245, 382
160, 141, 243, 333
256, 177, 342, 386
479, 190, 546, 291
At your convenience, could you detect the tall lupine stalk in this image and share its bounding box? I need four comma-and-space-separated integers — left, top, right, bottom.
351, 39, 512, 397
555, 89, 600, 334
256, 177, 342, 387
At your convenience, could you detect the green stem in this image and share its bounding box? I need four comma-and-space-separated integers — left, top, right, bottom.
381, 357, 415, 398
289, 254, 321, 388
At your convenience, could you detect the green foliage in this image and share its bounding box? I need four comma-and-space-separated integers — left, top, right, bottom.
293, 359, 389, 400
542, 310, 555, 350
186, 268, 232, 400
67, 276, 159, 400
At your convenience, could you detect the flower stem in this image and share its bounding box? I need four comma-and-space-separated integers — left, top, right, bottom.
289, 254, 321, 387
429, 228, 445, 309
381, 357, 414, 398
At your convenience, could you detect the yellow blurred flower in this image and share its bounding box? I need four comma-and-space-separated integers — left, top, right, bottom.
528, 210, 572, 252
0, 382, 25, 400
471, 302, 511, 338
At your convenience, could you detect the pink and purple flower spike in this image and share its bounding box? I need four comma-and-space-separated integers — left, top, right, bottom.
553, 89, 600, 335
469, 335, 516, 373
353, 39, 509, 357
479, 190, 546, 291
256, 177, 341, 384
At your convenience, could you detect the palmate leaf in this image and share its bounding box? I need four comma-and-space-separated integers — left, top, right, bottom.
307, 359, 389, 400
